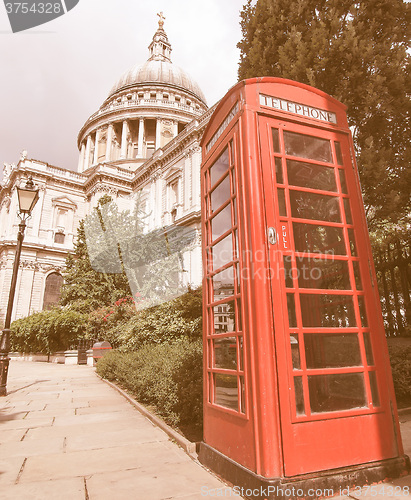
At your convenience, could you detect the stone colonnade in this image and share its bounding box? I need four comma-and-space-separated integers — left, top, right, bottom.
78, 117, 182, 172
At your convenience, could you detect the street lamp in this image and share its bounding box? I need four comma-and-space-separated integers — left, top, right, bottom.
0, 176, 39, 396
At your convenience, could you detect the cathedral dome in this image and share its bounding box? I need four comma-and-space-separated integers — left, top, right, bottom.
77, 13, 208, 172
109, 59, 207, 106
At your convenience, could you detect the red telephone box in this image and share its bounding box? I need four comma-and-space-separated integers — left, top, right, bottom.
199, 78, 409, 497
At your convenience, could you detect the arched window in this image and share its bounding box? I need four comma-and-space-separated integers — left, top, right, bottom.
43, 273, 64, 310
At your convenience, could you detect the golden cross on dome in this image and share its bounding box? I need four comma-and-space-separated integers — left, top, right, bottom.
157, 11, 165, 28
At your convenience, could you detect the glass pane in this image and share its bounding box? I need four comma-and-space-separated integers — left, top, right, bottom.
231, 168, 236, 195
211, 176, 230, 212
335, 141, 343, 165
352, 261, 363, 290
344, 198, 353, 224
287, 294, 297, 327
369, 371, 380, 407
237, 298, 242, 331
358, 296, 368, 327
339, 169, 348, 194
304, 333, 361, 368
275, 157, 283, 184
308, 373, 367, 413
348, 228, 357, 256
210, 148, 229, 186
232, 198, 237, 225
290, 191, 341, 222
293, 223, 346, 255
296, 258, 351, 290
239, 337, 244, 371
229, 140, 234, 164
212, 234, 233, 270
240, 376, 246, 413
287, 160, 337, 192
363, 332, 374, 365
211, 204, 232, 241
235, 261, 240, 285
278, 188, 287, 216
215, 374, 238, 411
283, 255, 293, 288
294, 377, 305, 415
272, 128, 280, 153
300, 294, 356, 327
213, 300, 236, 333
207, 339, 212, 368
284, 131, 332, 163
290, 334, 301, 369
214, 337, 237, 370
234, 230, 239, 257
212, 267, 235, 301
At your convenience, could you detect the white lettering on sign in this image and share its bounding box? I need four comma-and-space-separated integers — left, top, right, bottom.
259, 94, 337, 124
281, 223, 289, 249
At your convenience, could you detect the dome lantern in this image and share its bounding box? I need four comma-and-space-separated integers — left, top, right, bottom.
148, 12, 172, 63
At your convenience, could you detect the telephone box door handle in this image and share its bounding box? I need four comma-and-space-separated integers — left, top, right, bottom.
268, 227, 277, 245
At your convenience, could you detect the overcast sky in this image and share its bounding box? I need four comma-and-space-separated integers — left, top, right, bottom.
0, 0, 246, 174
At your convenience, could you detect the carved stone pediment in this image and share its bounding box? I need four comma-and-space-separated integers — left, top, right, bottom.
52, 196, 78, 210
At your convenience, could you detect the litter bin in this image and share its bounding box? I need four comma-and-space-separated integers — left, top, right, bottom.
92, 341, 112, 364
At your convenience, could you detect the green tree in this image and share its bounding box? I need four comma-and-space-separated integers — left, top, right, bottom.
238, 0, 410, 231
60, 196, 132, 312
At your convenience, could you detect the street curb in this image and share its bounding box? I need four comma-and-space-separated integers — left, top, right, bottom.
398, 407, 411, 415
96, 374, 197, 457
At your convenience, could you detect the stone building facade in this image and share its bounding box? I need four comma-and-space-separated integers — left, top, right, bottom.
0, 17, 213, 323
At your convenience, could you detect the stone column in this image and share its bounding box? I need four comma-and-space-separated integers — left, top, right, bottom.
155, 118, 161, 150
78, 142, 85, 172
137, 118, 144, 158
155, 176, 163, 227
120, 120, 129, 159
105, 124, 113, 162
184, 151, 191, 210
84, 135, 92, 171
173, 121, 178, 138
149, 182, 156, 230
93, 129, 100, 165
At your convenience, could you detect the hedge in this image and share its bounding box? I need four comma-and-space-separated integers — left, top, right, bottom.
10, 308, 88, 354
388, 343, 411, 407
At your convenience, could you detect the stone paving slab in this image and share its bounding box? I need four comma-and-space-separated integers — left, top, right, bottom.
19, 441, 186, 483
0, 436, 64, 458
22, 416, 152, 441
0, 456, 25, 486
0, 361, 238, 499
85, 461, 233, 500
0, 428, 26, 443
0, 477, 85, 499
65, 425, 168, 452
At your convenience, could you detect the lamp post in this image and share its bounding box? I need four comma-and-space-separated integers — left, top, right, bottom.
0, 176, 39, 396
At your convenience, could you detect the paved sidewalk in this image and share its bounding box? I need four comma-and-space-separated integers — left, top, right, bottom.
0, 361, 235, 499
0, 361, 410, 500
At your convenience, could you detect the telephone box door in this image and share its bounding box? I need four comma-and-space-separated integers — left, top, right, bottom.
259, 115, 399, 476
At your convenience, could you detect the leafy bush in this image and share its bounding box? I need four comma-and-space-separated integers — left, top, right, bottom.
96, 338, 203, 435
10, 308, 88, 354
388, 343, 411, 407
90, 287, 202, 350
